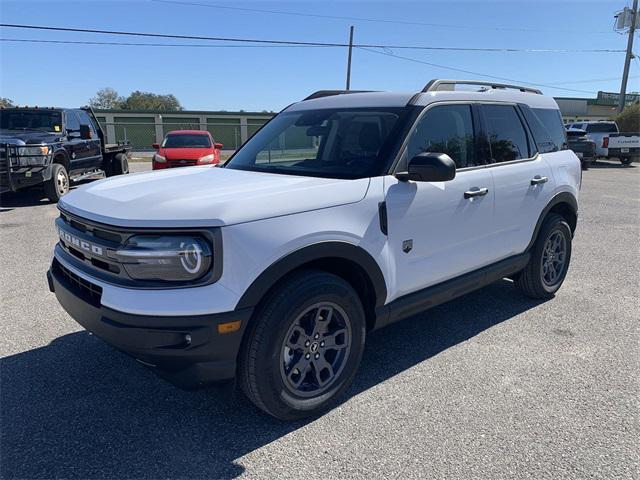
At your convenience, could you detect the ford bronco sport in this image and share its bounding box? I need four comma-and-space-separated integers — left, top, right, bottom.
48, 80, 580, 420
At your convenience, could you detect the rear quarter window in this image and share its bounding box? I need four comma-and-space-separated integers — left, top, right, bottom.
531, 108, 567, 152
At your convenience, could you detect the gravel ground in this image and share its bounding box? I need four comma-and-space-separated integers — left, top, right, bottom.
1, 161, 638, 479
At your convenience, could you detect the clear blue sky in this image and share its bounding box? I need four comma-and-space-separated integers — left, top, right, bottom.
1, 0, 638, 111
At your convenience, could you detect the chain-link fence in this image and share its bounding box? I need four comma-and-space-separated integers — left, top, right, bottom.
98, 121, 246, 151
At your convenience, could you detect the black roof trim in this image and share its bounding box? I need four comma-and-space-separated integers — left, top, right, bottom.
303, 90, 377, 101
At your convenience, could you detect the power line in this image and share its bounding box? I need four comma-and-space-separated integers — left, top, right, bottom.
150, 0, 614, 34
0, 38, 332, 48
0, 23, 625, 53
357, 47, 598, 95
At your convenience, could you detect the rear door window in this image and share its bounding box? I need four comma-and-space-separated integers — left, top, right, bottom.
482, 104, 530, 163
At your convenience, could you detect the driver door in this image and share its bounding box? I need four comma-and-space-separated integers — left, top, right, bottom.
384, 103, 498, 302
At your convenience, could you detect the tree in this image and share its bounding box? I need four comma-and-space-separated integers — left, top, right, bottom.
613, 102, 640, 133
0, 97, 14, 108
122, 91, 183, 111
89, 87, 125, 109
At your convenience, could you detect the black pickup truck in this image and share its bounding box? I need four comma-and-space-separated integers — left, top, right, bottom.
0, 106, 131, 202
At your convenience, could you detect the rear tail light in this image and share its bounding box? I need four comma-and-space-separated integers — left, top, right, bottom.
603, 137, 609, 148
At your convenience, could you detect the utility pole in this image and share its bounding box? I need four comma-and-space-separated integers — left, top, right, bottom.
346, 25, 354, 90
618, 0, 637, 113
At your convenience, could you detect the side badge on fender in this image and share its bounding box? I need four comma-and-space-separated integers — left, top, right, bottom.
402, 239, 413, 254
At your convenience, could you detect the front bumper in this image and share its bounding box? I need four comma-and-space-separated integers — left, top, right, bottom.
48, 258, 253, 389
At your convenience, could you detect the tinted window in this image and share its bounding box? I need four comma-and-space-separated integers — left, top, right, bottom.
226, 108, 401, 179
407, 104, 477, 168
525, 107, 566, 153
65, 111, 80, 132
162, 134, 211, 148
586, 123, 618, 133
75, 110, 96, 134
483, 105, 530, 162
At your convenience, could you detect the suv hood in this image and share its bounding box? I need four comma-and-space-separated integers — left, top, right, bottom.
0, 129, 63, 145
59, 166, 371, 228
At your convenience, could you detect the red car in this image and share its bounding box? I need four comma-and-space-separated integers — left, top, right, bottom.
152, 130, 223, 170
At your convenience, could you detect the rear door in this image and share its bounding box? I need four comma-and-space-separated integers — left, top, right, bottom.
481, 103, 555, 258
384, 103, 497, 301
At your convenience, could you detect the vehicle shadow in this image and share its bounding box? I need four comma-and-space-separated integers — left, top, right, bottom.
1, 280, 545, 479
0, 189, 52, 208
590, 159, 636, 169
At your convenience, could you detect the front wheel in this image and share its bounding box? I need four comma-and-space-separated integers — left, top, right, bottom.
517, 213, 572, 299
238, 270, 366, 420
44, 163, 69, 202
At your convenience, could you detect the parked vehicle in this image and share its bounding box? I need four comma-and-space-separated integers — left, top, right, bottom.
48, 80, 581, 420
604, 133, 640, 165
566, 129, 596, 169
152, 130, 222, 170
0, 107, 131, 202
565, 121, 618, 158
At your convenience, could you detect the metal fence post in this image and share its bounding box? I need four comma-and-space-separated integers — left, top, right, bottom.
154, 114, 164, 144
240, 117, 248, 144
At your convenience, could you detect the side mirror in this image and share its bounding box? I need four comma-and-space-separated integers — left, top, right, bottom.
79, 124, 92, 140
396, 152, 456, 182
152, 143, 160, 149
214, 142, 223, 149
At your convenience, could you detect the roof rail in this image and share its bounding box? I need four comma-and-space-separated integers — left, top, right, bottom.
422, 79, 542, 95
303, 90, 376, 101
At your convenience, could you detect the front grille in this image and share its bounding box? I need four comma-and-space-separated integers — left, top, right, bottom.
53, 258, 103, 307
167, 159, 197, 168
0, 145, 11, 191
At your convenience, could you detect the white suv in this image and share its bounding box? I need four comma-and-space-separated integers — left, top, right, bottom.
48, 80, 581, 420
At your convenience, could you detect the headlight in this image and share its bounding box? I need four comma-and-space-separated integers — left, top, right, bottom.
18, 145, 50, 156
153, 154, 166, 163
198, 154, 215, 164
114, 235, 212, 282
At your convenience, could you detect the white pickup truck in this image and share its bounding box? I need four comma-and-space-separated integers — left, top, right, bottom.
604, 133, 640, 165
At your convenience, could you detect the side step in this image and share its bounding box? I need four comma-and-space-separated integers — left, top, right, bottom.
70, 169, 104, 183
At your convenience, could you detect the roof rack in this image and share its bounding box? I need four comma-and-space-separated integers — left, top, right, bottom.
422, 79, 542, 95
303, 90, 376, 101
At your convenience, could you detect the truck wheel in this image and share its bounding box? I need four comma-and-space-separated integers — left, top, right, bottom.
112, 153, 129, 175
44, 163, 69, 202
238, 270, 366, 420
517, 213, 572, 299
621, 157, 633, 166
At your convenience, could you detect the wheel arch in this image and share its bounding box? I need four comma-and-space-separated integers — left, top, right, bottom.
52, 148, 70, 171
527, 192, 578, 251
235, 242, 388, 331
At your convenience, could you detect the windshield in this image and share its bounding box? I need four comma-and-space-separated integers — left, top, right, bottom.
225, 107, 402, 179
162, 134, 211, 148
0, 109, 62, 132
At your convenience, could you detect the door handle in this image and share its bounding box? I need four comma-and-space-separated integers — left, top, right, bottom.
530, 175, 549, 185
464, 187, 489, 199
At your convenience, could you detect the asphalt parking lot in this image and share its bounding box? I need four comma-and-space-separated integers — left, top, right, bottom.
1, 161, 638, 479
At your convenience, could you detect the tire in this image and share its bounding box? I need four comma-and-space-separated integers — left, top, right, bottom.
112, 153, 129, 176
517, 213, 572, 299
621, 157, 633, 166
238, 270, 366, 420
44, 163, 69, 203
581, 159, 591, 170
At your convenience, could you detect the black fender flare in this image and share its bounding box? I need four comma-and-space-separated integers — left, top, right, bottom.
235, 242, 388, 310
526, 192, 578, 251
51, 146, 70, 171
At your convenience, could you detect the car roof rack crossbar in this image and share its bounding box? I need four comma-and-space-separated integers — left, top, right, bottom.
303, 90, 377, 101
422, 79, 542, 95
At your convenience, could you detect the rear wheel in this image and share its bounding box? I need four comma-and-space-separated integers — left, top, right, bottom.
112, 153, 129, 175
517, 213, 572, 299
238, 270, 366, 420
44, 163, 69, 202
